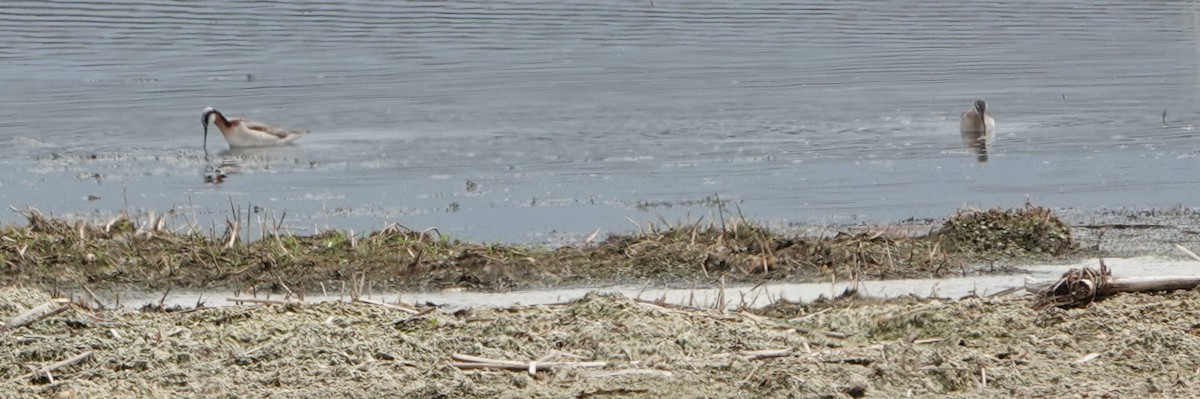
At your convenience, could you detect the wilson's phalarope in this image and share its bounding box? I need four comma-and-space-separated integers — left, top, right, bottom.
201, 107, 307, 150
959, 99, 995, 162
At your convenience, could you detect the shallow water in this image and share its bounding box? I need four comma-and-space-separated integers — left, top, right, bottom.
2, 1, 1200, 243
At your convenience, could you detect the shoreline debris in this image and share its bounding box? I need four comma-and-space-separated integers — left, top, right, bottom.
1029, 258, 1200, 309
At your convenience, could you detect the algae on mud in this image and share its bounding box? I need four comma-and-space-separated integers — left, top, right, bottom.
5, 285, 1200, 398
0, 206, 1080, 292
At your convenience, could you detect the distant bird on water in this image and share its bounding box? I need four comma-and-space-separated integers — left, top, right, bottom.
201, 107, 307, 150
959, 99, 995, 162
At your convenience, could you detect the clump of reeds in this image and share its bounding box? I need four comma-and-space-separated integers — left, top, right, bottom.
938, 204, 1073, 256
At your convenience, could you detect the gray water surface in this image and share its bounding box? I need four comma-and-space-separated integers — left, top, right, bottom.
3, 1, 1200, 242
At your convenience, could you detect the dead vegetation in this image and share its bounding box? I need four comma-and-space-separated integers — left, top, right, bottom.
0, 206, 1080, 292
5, 285, 1200, 398
938, 204, 1074, 257
1030, 257, 1200, 309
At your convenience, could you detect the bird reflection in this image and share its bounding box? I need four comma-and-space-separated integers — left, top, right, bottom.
202, 145, 306, 184
203, 160, 236, 184
959, 99, 995, 162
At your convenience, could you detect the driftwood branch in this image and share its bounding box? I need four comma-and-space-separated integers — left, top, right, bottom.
1029, 259, 1200, 308
450, 353, 607, 375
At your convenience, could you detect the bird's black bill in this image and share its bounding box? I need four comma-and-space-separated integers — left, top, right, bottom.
203, 124, 210, 162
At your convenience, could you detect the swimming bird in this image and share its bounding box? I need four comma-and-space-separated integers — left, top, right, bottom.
201, 107, 307, 150
959, 99, 995, 162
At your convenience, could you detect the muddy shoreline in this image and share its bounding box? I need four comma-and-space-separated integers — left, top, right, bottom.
5, 207, 1200, 397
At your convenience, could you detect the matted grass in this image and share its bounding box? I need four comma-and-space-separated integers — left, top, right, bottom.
4, 286, 1199, 398
0, 206, 1079, 291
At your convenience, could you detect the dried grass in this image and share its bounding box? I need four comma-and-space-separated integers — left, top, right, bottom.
5, 285, 1200, 397
0, 206, 1079, 293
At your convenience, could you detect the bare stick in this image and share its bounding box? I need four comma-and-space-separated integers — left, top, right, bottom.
1175, 244, 1200, 262
912, 337, 947, 345
81, 285, 107, 311
13, 351, 93, 383
275, 276, 295, 300
274, 210, 288, 233
157, 285, 172, 310
584, 369, 673, 378
712, 348, 793, 361
227, 298, 294, 306
224, 219, 239, 249
794, 327, 849, 339
4, 299, 70, 331
353, 298, 419, 314
738, 348, 793, 361
241, 341, 274, 357
715, 193, 726, 233
450, 353, 607, 374
1074, 352, 1100, 364
453, 354, 525, 367
245, 199, 252, 245
449, 361, 608, 371
787, 308, 832, 323
634, 298, 705, 312
740, 362, 764, 385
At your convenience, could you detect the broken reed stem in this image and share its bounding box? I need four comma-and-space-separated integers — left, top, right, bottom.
353, 298, 419, 314
227, 297, 295, 306
275, 276, 296, 300
80, 285, 107, 311
450, 353, 607, 375
584, 369, 674, 378
13, 351, 93, 384
712, 348, 793, 361
1073, 353, 1100, 364
350, 273, 368, 301
864, 337, 947, 351
794, 327, 849, 339
4, 299, 70, 331
1174, 244, 1200, 262
634, 298, 705, 312
157, 285, 172, 310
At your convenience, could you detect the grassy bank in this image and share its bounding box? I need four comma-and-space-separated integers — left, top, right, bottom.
0, 206, 1079, 292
